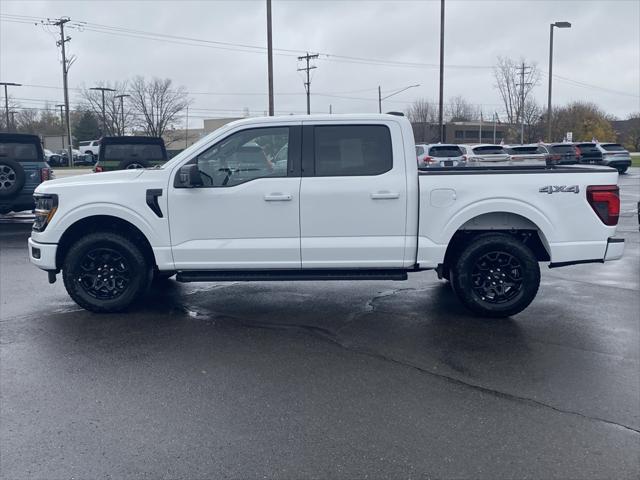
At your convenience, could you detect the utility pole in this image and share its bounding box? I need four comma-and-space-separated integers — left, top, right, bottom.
266, 0, 274, 116
479, 109, 483, 143
1, 82, 21, 132
90, 86, 116, 136
185, 105, 189, 148
438, 0, 445, 142
56, 103, 65, 149
378, 86, 382, 113
493, 112, 498, 144
114, 94, 130, 135
47, 17, 74, 165
297, 52, 318, 115
516, 62, 533, 144
329, 104, 332, 114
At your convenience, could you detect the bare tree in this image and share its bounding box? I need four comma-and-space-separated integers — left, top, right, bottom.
129, 77, 189, 138
445, 95, 478, 122
406, 99, 439, 143
493, 56, 540, 126
80, 81, 132, 136
521, 99, 544, 143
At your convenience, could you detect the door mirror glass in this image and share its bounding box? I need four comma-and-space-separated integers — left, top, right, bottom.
175, 164, 203, 188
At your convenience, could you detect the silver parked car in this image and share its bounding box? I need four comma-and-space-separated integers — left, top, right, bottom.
504, 144, 548, 164
460, 144, 511, 164
595, 143, 632, 174
417, 144, 466, 168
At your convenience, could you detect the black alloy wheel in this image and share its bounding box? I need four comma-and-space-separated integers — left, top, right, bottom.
471, 251, 523, 304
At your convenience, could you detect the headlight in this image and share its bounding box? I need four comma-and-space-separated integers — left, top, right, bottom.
33, 194, 58, 232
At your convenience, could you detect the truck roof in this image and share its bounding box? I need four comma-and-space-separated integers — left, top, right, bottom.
0, 133, 42, 144
223, 113, 409, 128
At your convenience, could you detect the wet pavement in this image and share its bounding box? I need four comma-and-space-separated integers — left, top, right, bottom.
1, 169, 639, 479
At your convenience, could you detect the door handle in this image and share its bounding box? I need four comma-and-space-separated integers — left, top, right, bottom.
370, 191, 400, 200
264, 193, 292, 201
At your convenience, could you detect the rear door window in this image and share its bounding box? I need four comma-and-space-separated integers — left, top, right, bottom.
429, 145, 463, 157
0, 142, 39, 162
313, 125, 392, 176
415, 146, 425, 156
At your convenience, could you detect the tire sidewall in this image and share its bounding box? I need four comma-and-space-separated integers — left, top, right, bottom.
0, 159, 26, 198
62, 233, 151, 312
452, 234, 540, 317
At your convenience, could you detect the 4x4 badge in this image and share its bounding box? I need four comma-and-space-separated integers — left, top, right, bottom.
539, 185, 580, 194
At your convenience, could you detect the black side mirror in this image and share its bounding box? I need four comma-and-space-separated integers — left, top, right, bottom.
175, 164, 203, 188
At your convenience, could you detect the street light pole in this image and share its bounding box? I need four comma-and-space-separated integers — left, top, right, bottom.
438, 0, 445, 142
1, 82, 21, 132
547, 21, 571, 142
90, 87, 116, 135
266, 0, 274, 116
114, 94, 130, 135
378, 84, 420, 113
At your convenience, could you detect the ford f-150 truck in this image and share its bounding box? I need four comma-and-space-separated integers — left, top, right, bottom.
28, 114, 625, 317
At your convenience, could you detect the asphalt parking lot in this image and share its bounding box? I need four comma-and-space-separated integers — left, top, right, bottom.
1, 170, 639, 479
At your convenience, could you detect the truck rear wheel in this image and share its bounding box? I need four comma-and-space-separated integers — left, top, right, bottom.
449, 233, 540, 318
62, 232, 152, 313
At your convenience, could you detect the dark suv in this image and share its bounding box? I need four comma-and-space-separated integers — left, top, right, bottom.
93, 136, 168, 172
0, 133, 52, 214
539, 143, 581, 165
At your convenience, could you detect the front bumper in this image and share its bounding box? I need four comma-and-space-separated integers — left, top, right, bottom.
604, 237, 624, 261
28, 237, 58, 270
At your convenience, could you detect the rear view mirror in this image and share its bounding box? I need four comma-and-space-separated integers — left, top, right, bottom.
175, 164, 203, 188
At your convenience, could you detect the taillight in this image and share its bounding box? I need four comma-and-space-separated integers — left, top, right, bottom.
95, 165, 103, 172
40, 168, 51, 182
575, 146, 582, 160
587, 185, 619, 226
462, 154, 467, 161
423, 156, 433, 164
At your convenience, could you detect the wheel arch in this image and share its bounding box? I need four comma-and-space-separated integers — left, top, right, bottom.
56, 215, 157, 270
442, 211, 551, 269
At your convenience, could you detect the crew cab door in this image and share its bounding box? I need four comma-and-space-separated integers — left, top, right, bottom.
299, 121, 407, 268
168, 125, 302, 269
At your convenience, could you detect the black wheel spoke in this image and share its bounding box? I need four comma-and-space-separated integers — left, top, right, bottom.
73, 247, 131, 300
471, 250, 523, 305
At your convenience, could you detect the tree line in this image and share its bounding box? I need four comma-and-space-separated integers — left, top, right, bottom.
0, 76, 189, 143
406, 56, 639, 149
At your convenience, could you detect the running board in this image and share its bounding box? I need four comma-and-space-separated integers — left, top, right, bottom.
176, 269, 408, 283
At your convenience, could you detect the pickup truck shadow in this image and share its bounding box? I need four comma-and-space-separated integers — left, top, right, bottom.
128, 278, 532, 381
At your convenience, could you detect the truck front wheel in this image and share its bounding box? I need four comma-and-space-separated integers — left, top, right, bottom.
449, 233, 540, 318
62, 232, 152, 313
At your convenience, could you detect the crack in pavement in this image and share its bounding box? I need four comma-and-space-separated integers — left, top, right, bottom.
203, 289, 640, 437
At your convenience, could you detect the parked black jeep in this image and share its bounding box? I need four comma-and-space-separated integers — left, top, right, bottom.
93, 136, 168, 172
0, 133, 52, 214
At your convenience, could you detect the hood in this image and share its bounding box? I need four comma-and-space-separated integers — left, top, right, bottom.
36, 169, 145, 193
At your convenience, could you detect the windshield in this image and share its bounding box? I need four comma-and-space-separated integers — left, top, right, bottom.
161, 124, 234, 169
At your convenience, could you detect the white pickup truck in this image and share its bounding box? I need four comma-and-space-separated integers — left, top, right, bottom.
28, 114, 624, 317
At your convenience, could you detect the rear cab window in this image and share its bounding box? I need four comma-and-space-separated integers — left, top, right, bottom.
313, 125, 392, 176
103, 144, 165, 162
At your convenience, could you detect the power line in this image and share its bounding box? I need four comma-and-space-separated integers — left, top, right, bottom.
297, 53, 319, 115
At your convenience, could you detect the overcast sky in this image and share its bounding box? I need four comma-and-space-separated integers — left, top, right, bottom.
1, 0, 639, 128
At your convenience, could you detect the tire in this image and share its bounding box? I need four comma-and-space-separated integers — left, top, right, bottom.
62, 232, 152, 313
0, 159, 26, 198
119, 159, 149, 170
449, 233, 540, 318
618, 166, 629, 174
